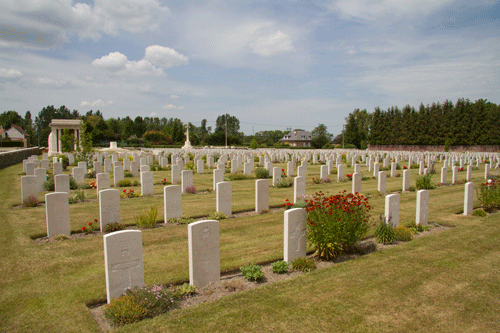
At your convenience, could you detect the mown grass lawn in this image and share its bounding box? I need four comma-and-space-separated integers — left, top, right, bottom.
1, 157, 499, 332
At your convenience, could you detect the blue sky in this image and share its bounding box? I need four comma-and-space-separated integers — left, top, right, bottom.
0, 0, 499, 136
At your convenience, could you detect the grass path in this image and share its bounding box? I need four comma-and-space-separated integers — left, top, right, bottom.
1, 159, 499, 332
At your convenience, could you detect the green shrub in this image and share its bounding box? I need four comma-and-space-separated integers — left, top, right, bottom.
291, 257, 316, 272
374, 219, 395, 244
305, 191, 371, 260
255, 168, 270, 179
410, 163, 419, 169
117, 179, 132, 187
174, 283, 196, 298
396, 163, 402, 170
124, 171, 134, 178
135, 205, 158, 229
224, 173, 250, 181
72, 187, 87, 203
276, 178, 292, 188
104, 222, 126, 233
132, 180, 139, 186
185, 161, 195, 170
408, 223, 430, 233
472, 209, 487, 217
168, 217, 195, 224
240, 263, 265, 281
476, 179, 500, 212
271, 260, 289, 274
208, 211, 229, 220
394, 225, 413, 241
104, 285, 178, 326
104, 295, 148, 326
44, 177, 55, 191
416, 174, 435, 190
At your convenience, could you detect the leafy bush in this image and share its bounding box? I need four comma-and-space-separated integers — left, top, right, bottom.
476, 179, 500, 212
271, 260, 289, 274
394, 226, 413, 241
224, 173, 250, 181
185, 161, 195, 170
124, 171, 134, 178
174, 283, 196, 298
312, 177, 321, 184
133, 180, 139, 186
22, 195, 39, 208
374, 218, 395, 244
416, 174, 435, 190
44, 177, 55, 191
305, 191, 372, 260
134, 205, 158, 229
208, 211, 229, 220
104, 222, 126, 233
117, 179, 132, 187
291, 257, 316, 272
396, 163, 402, 170
240, 263, 265, 281
104, 285, 178, 326
408, 223, 430, 233
168, 217, 196, 224
255, 167, 270, 179
276, 178, 292, 188
472, 209, 487, 217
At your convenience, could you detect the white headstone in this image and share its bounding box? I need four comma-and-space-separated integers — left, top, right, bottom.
416, 189, 429, 226
53, 162, 63, 176
213, 169, 224, 191
130, 161, 139, 177
283, 208, 307, 262
272, 167, 281, 187
114, 166, 124, 187
337, 164, 344, 181
403, 169, 410, 191
294, 176, 306, 203
385, 193, 400, 227
94, 161, 103, 175
352, 172, 361, 193
320, 165, 328, 180
197, 160, 204, 174
171, 164, 181, 184
182, 170, 193, 194
54, 174, 70, 194
164, 185, 182, 222
104, 230, 144, 303
378, 171, 386, 194
72, 167, 85, 185
34, 168, 47, 192
141, 171, 154, 196
255, 179, 269, 213
21, 175, 38, 202
188, 220, 220, 288
464, 182, 474, 216
99, 189, 121, 230
45, 192, 70, 238
97, 172, 110, 198
216, 182, 232, 216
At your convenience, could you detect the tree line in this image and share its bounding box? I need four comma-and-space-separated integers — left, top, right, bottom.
1, 105, 309, 148
344, 98, 500, 148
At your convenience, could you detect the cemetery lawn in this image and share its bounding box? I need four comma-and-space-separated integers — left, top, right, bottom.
2, 161, 500, 332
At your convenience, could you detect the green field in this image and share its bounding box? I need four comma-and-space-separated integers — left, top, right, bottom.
1, 156, 499, 332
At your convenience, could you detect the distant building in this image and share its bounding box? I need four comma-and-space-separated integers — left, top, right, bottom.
6, 124, 30, 147
280, 129, 312, 147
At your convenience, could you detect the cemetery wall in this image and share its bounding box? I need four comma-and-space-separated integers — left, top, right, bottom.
367, 144, 500, 153
0, 147, 42, 170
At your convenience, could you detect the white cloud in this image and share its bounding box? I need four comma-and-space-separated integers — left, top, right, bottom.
0, 0, 169, 48
249, 31, 293, 57
330, 0, 456, 21
33, 77, 70, 88
145, 45, 189, 68
91, 51, 162, 76
170, 94, 179, 99
163, 104, 185, 110
80, 99, 114, 107
0, 68, 22, 81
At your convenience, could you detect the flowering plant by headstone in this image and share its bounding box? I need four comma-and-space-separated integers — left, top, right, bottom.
305, 191, 371, 260
82, 219, 99, 234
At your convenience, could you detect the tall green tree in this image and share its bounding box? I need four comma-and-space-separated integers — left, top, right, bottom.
34, 105, 78, 147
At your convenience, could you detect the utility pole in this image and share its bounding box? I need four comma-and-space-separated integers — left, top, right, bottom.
225, 115, 227, 147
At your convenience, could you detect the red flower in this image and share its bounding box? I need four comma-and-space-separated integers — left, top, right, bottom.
281, 169, 284, 172
285, 199, 289, 201
94, 219, 98, 222
89, 222, 92, 226
82, 227, 86, 231
123, 190, 126, 192
312, 177, 315, 180
164, 178, 166, 181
